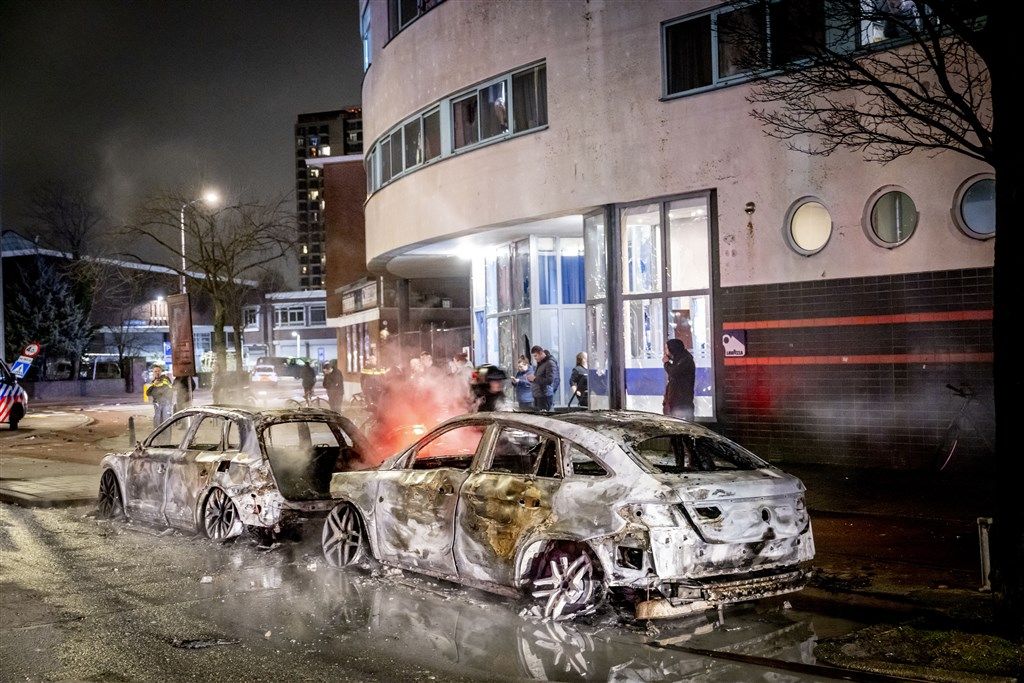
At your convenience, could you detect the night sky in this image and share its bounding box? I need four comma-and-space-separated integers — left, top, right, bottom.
1, 0, 362, 279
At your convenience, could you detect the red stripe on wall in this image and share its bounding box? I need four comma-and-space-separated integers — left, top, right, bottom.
724, 352, 993, 366
725, 310, 992, 330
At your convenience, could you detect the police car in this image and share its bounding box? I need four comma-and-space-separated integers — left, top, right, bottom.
0, 359, 29, 430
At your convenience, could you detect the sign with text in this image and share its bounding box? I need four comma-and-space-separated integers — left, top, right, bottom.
166, 293, 197, 376
721, 330, 747, 357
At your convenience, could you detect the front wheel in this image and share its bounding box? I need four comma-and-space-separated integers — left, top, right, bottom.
97, 470, 126, 519
201, 488, 243, 541
528, 544, 603, 620
322, 504, 371, 567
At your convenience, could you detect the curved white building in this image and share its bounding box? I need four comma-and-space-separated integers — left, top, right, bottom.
358, 0, 994, 467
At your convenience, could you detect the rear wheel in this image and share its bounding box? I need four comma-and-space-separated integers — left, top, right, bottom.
528, 543, 603, 620
322, 504, 371, 567
97, 470, 125, 519
9, 405, 23, 430
201, 488, 242, 541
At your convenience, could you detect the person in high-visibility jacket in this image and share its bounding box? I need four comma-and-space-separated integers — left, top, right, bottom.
148, 364, 174, 427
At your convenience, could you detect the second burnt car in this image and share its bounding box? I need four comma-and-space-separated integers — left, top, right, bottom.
98, 406, 371, 539
322, 410, 814, 620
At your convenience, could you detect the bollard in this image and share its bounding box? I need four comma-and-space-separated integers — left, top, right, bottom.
128, 416, 136, 448
977, 516, 993, 592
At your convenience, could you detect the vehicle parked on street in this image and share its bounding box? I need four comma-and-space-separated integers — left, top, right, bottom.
0, 359, 29, 430
322, 410, 814, 620
251, 364, 280, 386
97, 407, 371, 540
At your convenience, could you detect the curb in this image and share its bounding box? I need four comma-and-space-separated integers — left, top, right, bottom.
0, 491, 96, 509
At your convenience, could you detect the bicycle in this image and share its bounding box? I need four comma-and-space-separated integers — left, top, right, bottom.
935, 383, 994, 471
284, 393, 333, 411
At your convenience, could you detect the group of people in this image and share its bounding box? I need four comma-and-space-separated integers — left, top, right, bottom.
509, 346, 589, 411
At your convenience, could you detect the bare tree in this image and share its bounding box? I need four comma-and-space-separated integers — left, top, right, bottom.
26, 182, 107, 259
124, 192, 296, 376
723, 0, 1018, 633
99, 267, 154, 387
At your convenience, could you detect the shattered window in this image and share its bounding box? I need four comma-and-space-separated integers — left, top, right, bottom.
487, 428, 560, 478
148, 417, 190, 449
566, 445, 608, 477
188, 416, 225, 452
225, 421, 244, 451
631, 434, 767, 473
262, 420, 357, 500
413, 426, 484, 470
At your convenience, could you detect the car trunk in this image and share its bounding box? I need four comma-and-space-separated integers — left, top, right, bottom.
655, 470, 808, 544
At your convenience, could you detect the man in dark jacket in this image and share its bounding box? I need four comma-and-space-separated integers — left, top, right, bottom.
663, 338, 696, 419
528, 345, 559, 411
322, 362, 344, 413
300, 360, 316, 402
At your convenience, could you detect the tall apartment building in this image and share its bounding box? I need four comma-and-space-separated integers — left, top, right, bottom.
294, 107, 363, 289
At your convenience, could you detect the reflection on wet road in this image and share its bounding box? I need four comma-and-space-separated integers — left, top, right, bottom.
0, 504, 860, 681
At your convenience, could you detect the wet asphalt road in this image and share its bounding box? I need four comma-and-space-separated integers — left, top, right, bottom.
0, 503, 865, 682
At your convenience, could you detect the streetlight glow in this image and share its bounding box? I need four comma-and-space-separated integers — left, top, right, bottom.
202, 189, 221, 206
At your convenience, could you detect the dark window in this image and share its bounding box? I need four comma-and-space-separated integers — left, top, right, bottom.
567, 446, 608, 477
478, 81, 508, 140
398, 0, 417, 28
769, 0, 826, 65
632, 433, 767, 473
716, 4, 766, 78
452, 93, 479, 150
403, 119, 421, 168
389, 129, 403, 176
380, 139, 392, 182
309, 307, 327, 325
665, 15, 713, 94
512, 64, 547, 132
422, 109, 441, 161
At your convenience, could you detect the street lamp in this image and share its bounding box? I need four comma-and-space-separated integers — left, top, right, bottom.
292, 331, 301, 358
179, 190, 220, 294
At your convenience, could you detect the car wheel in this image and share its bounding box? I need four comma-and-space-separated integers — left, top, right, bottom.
97, 470, 126, 519
201, 488, 242, 541
322, 504, 371, 567
528, 544, 602, 620
9, 405, 23, 430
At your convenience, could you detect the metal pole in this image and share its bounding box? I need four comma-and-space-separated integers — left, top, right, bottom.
296, 333, 301, 358
179, 203, 188, 294
606, 204, 625, 409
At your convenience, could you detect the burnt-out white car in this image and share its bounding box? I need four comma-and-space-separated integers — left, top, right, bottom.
98, 407, 370, 540
322, 411, 814, 620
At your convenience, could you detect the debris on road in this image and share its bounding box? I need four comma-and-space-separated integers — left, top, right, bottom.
199, 575, 213, 584
170, 637, 240, 650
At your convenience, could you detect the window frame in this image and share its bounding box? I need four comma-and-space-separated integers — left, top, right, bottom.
863, 185, 919, 249
784, 196, 834, 256
403, 422, 489, 471
480, 424, 565, 479
951, 173, 996, 240
145, 415, 191, 450
186, 415, 226, 452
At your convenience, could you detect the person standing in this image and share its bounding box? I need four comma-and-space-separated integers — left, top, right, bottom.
569, 352, 589, 408
300, 360, 316, 403
663, 339, 696, 420
322, 362, 345, 413
148, 364, 174, 427
513, 355, 534, 410
528, 345, 559, 411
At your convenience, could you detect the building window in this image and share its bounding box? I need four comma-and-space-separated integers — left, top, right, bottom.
859, 0, 924, 47
360, 3, 372, 72
388, 0, 445, 39
309, 306, 327, 325
953, 174, 996, 239
512, 63, 547, 132
368, 61, 547, 194
452, 93, 479, 150
663, 1, 826, 98
244, 307, 259, 330
785, 197, 833, 255
274, 306, 306, 327
866, 188, 918, 247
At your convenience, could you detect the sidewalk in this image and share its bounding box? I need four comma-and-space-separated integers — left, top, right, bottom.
0, 455, 99, 507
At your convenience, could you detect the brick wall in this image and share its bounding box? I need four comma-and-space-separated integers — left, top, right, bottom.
716, 268, 994, 469
323, 160, 369, 318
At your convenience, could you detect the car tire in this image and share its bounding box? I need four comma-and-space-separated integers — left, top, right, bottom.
97, 469, 126, 519
322, 504, 373, 568
9, 405, 23, 430
201, 488, 243, 541
527, 542, 603, 620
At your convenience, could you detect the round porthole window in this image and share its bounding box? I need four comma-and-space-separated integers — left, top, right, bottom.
953, 175, 995, 239
785, 198, 832, 256
867, 189, 918, 247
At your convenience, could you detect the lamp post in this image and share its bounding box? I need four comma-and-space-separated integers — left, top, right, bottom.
179, 190, 220, 294
292, 331, 301, 358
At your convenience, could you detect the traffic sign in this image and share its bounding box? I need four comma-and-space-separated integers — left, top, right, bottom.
11, 357, 33, 378
21, 342, 42, 358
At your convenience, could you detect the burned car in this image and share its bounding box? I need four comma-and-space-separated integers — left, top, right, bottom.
322, 410, 813, 620
98, 407, 370, 539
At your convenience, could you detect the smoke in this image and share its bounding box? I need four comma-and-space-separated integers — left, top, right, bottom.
362, 364, 480, 465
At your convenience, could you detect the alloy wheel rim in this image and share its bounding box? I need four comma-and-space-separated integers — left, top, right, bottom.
530, 554, 595, 620
204, 489, 238, 540
98, 471, 121, 517
322, 506, 364, 566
